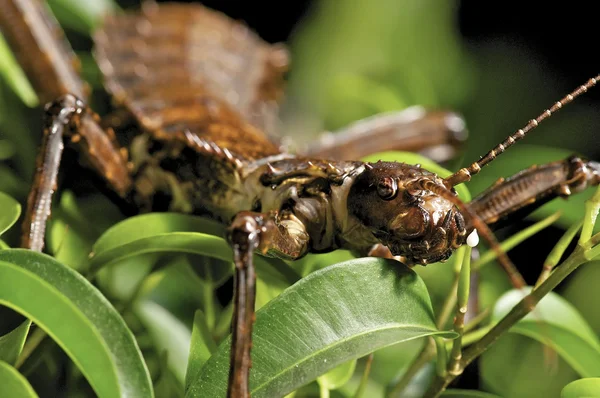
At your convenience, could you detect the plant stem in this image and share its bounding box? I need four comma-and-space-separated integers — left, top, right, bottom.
319, 382, 330, 398
536, 218, 583, 287
433, 336, 447, 378
579, 187, 600, 244
448, 247, 471, 376
354, 353, 374, 398
386, 339, 435, 398
15, 327, 47, 369
423, 245, 588, 398
435, 277, 459, 330
423, 185, 600, 398
472, 211, 562, 270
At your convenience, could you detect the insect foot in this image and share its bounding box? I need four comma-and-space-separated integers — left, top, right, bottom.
43, 94, 86, 126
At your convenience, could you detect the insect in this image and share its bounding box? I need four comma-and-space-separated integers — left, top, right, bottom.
1, 0, 599, 397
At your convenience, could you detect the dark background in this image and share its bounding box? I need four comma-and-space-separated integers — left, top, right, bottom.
165, 0, 599, 102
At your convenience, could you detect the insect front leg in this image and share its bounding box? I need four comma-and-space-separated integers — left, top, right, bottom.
225, 211, 309, 398
301, 107, 467, 163
470, 155, 600, 229
1, 0, 132, 251
23, 95, 131, 251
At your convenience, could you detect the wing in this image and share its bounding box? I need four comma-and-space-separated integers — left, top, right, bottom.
93, 2, 289, 160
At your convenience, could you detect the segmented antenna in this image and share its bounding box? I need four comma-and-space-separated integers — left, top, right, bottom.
444, 74, 600, 188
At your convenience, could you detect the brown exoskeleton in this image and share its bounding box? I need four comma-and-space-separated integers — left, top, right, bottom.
1, 0, 599, 396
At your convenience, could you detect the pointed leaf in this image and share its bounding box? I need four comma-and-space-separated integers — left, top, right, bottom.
0, 192, 21, 236
187, 257, 456, 397
47, 0, 118, 34
0, 361, 38, 397
185, 310, 217, 390
492, 288, 600, 378
317, 359, 357, 390
135, 300, 191, 386
90, 213, 300, 287
0, 249, 153, 398
561, 378, 600, 397
0, 320, 31, 365
0, 34, 38, 107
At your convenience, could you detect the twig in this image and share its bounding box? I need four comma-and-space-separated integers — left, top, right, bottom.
423, 185, 600, 398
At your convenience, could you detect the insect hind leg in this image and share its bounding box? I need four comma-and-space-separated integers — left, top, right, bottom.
300, 107, 468, 163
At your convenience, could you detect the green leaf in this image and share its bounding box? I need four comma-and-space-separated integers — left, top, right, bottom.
492, 288, 600, 378
47, 0, 118, 34
49, 191, 124, 271
0, 34, 38, 107
93, 213, 224, 254
317, 359, 357, 390
562, 261, 600, 336
0, 192, 21, 236
90, 213, 300, 287
0, 320, 31, 365
187, 257, 456, 397
185, 310, 217, 391
441, 389, 502, 397
0, 249, 153, 398
481, 333, 578, 398
561, 378, 600, 398
0, 361, 38, 398
135, 300, 191, 386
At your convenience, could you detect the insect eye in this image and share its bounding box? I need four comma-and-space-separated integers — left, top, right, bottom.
377, 177, 398, 200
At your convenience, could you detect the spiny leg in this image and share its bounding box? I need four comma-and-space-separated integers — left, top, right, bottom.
226, 211, 309, 398
470, 155, 600, 229
23, 95, 131, 251
300, 107, 467, 163
0, 0, 132, 251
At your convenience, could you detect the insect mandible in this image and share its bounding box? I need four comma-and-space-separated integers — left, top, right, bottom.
1, 1, 599, 397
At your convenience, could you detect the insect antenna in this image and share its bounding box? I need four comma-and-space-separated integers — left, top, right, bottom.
444, 74, 600, 188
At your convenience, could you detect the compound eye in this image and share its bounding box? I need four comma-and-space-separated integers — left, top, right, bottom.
377, 177, 398, 200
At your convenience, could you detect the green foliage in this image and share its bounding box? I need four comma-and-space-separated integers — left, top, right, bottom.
0, 0, 599, 397
0, 250, 153, 398
188, 257, 454, 397
561, 378, 600, 398
0, 320, 30, 365
0, 361, 38, 398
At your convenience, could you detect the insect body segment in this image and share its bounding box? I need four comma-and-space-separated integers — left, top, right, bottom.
3, 0, 600, 397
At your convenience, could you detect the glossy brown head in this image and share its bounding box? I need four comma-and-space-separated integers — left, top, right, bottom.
348, 161, 468, 265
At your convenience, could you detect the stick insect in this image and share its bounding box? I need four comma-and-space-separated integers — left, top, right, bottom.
1, 0, 599, 396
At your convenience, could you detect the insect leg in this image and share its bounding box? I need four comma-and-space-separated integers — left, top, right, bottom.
23, 95, 131, 251
470, 155, 600, 229
225, 211, 309, 398
0, 0, 131, 250
300, 107, 467, 163
0, 0, 87, 103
